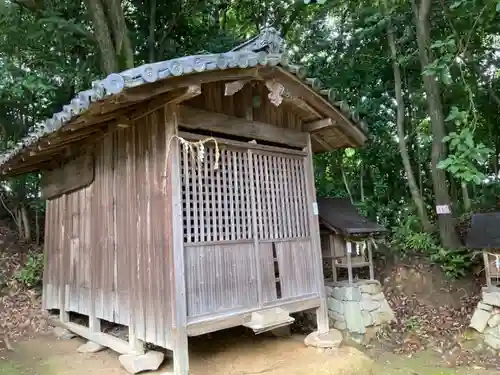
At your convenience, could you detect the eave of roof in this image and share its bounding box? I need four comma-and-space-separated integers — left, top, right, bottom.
0, 28, 369, 175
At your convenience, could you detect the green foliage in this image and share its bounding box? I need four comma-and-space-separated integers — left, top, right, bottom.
405, 316, 421, 331
15, 251, 44, 288
438, 127, 492, 184
423, 37, 456, 86
391, 214, 437, 254
0, 0, 497, 278
391, 215, 471, 278
428, 247, 472, 279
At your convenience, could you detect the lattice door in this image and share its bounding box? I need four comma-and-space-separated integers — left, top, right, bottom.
180, 142, 316, 311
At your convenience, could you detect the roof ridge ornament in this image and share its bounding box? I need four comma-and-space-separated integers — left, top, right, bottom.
231, 27, 284, 54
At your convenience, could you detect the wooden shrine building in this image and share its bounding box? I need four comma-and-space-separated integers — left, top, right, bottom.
466, 212, 500, 287
0, 28, 368, 374
317, 198, 386, 284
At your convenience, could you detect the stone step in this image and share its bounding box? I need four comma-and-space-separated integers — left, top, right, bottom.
243, 307, 295, 334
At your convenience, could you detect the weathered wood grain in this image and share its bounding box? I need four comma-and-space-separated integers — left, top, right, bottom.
41, 153, 94, 200
178, 105, 307, 148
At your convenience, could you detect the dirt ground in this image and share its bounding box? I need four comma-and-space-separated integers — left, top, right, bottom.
0, 329, 498, 375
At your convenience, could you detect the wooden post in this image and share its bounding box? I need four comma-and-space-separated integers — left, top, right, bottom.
346, 241, 353, 285
128, 328, 144, 354
484, 251, 492, 288
59, 196, 69, 323
329, 234, 337, 282
248, 149, 263, 305
303, 134, 329, 334
367, 239, 374, 281
170, 106, 189, 375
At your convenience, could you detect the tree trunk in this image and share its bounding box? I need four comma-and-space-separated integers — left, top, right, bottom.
148, 0, 157, 63
386, 16, 432, 232
85, 0, 118, 74
412, 0, 461, 248
20, 204, 31, 241
461, 182, 471, 212
104, 0, 134, 69
14, 208, 23, 239
341, 165, 354, 203
360, 161, 365, 202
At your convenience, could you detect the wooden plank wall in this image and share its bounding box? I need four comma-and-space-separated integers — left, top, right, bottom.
186, 81, 303, 131
42, 107, 175, 350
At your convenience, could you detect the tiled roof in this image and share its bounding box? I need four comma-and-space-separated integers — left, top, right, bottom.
0, 27, 367, 170
465, 212, 500, 250
318, 197, 386, 236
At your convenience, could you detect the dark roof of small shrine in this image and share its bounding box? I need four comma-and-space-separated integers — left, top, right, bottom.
465, 212, 500, 250
317, 197, 386, 236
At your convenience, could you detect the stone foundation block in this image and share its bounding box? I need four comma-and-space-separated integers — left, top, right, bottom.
345, 301, 365, 334
328, 310, 345, 322
304, 329, 343, 348
359, 282, 381, 295
119, 351, 165, 374
470, 308, 492, 333
362, 310, 373, 326
478, 302, 493, 312
482, 289, 500, 307
484, 327, 500, 350
488, 314, 500, 328
361, 299, 380, 312
332, 286, 362, 302
327, 297, 345, 314
77, 340, 106, 354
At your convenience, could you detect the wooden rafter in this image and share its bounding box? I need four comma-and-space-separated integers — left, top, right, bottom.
304, 118, 335, 132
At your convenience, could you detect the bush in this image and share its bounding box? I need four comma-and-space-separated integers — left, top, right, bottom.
15, 251, 44, 287
428, 247, 472, 279
391, 214, 472, 279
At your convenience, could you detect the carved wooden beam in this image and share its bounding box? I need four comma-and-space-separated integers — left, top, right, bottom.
265, 80, 285, 106
225, 80, 249, 96
304, 118, 336, 132
259, 67, 367, 146
178, 105, 307, 148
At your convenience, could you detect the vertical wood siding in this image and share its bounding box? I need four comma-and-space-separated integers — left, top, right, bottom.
42, 107, 175, 350
184, 243, 258, 317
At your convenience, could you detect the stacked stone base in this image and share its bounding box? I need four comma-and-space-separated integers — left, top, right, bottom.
470, 287, 500, 350
325, 280, 395, 344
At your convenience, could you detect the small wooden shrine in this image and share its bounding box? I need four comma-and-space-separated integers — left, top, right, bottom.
466, 212, 500, 287
317, 198, 386, 284
0, 28, 368, 375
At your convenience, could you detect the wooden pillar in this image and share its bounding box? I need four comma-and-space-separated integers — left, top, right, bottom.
346, 241, 353, 285
367, 239, 374, 280
170, 106, 189, 375
59, 196, 70, 323
329, 234, 337, 282
303, 134, 329, 334
248, 149, 263, 304
484, 251, 492, 288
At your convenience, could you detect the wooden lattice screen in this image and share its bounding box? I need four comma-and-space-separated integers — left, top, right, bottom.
252, 151, 309, 240
180, 143, 310, 244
